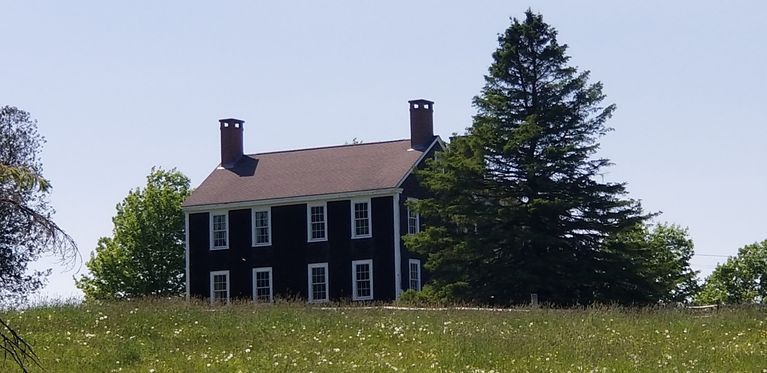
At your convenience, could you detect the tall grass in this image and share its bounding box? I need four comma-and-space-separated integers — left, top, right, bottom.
1, 298, 765, 372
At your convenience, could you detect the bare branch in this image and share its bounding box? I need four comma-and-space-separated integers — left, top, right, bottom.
0, 317, 41, 372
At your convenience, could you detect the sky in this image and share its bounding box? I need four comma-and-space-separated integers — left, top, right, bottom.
1, 1, 765, 301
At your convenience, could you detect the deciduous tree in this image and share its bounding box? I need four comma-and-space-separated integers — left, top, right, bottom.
76, 167, 190, 299
600, 223, 699, 304
696, 240, 766, 304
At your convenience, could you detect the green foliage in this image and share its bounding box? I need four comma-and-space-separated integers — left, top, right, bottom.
600, 224, 699, 304
396, 286, 443, 307
3, 299, 767, 371
407, 11, 649, 305
1, 106, 77, 372
0, 164, 50, 193
697, 240, 767, 304
0, 106, 53, 303
1, 106, 78, 305
76, 167, 190, 299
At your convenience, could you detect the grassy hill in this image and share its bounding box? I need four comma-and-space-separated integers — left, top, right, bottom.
2, 299, 766, 372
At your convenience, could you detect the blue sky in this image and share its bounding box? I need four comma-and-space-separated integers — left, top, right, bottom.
2, 1, 765, 300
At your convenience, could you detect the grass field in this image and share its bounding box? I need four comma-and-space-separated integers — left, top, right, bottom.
2, 299, 766, 372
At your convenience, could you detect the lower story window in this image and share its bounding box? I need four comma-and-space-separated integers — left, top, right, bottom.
352, 259, 373, 301
409, 259, 421, 291
308, 263, 329, 303
253, 267, 273, 302
210, 270, 230, 304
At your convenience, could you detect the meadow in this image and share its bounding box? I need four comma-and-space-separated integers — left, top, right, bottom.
2, 299, 766, 372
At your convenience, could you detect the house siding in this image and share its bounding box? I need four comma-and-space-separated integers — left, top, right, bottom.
188, 196, 396, 301
397, 142, 441, 291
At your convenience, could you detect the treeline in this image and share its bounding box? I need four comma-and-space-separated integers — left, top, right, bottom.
403, 11, 764, 306
76, 11, 765, 306
4, 11, 763, 309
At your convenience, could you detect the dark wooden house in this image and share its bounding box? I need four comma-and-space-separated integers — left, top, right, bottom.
183, 99, 443, 303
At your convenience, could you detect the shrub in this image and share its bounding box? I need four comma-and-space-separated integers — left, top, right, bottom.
397, 286, 442, 307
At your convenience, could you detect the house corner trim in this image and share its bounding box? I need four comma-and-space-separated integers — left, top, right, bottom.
184, 211, 190, 300
393, 193, 402, 299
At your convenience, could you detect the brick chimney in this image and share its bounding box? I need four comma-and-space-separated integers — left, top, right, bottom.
219, 118, 244, 168
408, 99, 434, 151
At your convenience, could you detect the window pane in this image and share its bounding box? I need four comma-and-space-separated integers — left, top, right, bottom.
409, 262, 421, 291
408, 208, 419, 234
312, 222, 325, 239
311, 206, 324, 222
213, 215, 226, 230
313, 285, 326, 300
310, 206, 326, 240
354, 202, 370, 236
212, 273, 228, 301
310, 266, 327, 301
255, 270, 271, 301
354, 262, 372, 299
254, 210, 270, 244
213, 214, 227, 247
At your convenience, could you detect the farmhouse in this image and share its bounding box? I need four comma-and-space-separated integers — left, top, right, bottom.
182, 100, 444, 303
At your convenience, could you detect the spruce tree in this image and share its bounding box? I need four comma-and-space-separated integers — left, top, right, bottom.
406, 10, 648, 305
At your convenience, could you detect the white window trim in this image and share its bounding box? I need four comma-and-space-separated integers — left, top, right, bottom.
209, 211, 229, 250
307, 262, 329, 303
251, 207, 272, 247
352, 259, 374, 301
307, 202, 328, 242
350, 198, 372, 239
407, 197, 420, 235
409, 259, 422, 291
209, 270, 230, 304
252, 267, 273, 303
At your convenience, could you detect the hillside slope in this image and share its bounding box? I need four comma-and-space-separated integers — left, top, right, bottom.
2, 300, 766, 372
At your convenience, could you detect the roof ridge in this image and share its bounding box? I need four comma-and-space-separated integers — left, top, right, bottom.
246, 138, 411, 156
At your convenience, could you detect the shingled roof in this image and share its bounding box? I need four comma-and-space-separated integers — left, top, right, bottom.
182, 138, 435, 208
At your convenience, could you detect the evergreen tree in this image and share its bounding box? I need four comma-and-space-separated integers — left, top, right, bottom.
1, 106, 78, 371
406, 11, 648, 305
76, 167, 190, 299
1, 106, 78, 306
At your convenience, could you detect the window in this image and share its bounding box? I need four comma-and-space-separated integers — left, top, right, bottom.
407, 204, 420, 235
352, 259, 374, 301
252, 208, 271, 246
307, 203, 327, 242
210, 212, 228, 250
409, 259, 421, 291
351, 199, 371, 238
209, 270, 230, 304
307, 263, 329, 303
434, 150, 445, 173
252, 267, 273, 302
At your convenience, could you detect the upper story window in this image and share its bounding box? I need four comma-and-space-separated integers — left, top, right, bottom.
434, 150, 445, 173
210, 212, 228, 250
351, 199, 372, 239
252, 208, 271, 246
307, 203, 327, 242
407, 199, 420, 235
210, 270, 230, 304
